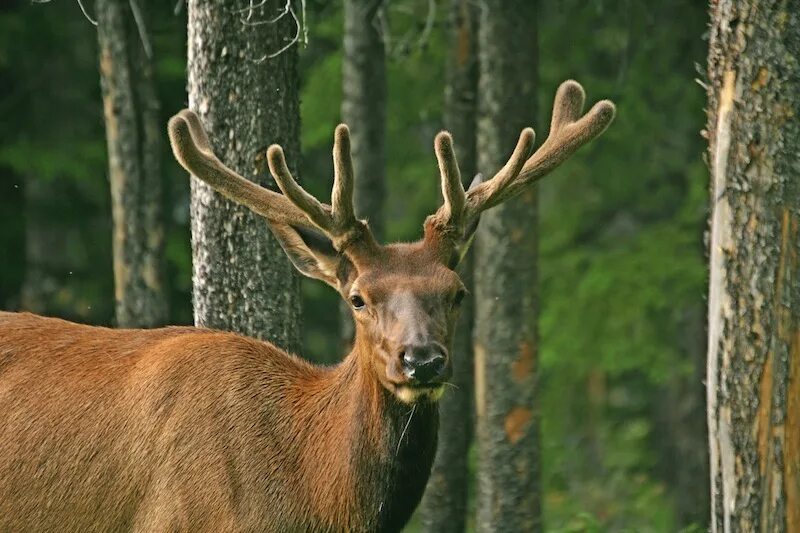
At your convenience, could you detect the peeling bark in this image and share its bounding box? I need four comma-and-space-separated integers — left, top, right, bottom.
706, 2, 800, 531
339, 0, 387, 347
418, 1, 479, 530
473, 0, 540, 531
96, 0, 167, 327
187, 0, 301, 349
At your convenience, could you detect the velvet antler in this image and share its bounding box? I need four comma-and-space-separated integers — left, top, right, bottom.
168, 110, 377, 255
425, 80, 616, 251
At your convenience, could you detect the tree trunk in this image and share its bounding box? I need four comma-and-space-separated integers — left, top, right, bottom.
418, 1, 479, 531
96, 0, 167, 328
187, 0, 301, 349
473, 0, 540, 531
339, 0, 386, 347
706, 1, 800, 531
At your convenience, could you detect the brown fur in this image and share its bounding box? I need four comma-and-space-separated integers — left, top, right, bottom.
0, 83, 615, 531
0, 241, 459, 533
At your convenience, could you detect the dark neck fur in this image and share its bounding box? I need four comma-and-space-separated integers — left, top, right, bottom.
306, 343, 439, 532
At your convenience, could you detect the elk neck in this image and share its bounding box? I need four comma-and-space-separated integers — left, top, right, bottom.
291, 323, 439, 531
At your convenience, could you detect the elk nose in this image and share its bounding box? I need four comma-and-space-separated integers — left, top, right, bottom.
401, 344, 449, 384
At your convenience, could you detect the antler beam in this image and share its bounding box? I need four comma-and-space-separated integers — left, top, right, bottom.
168, 110, 376, 254
427, 80, 616, 244
168, 109, 315, 229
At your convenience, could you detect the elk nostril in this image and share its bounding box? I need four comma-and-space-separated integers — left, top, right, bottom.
401, 345, 448, 383
401, 350, 416, 372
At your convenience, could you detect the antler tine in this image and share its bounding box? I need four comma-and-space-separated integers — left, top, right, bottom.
330, 124, 355, 225
549, 79, 586, 135
464, 80, 616, 215
176, 109, 213, 152
267, 125, 376, 254
266, 145, 334, 232
434, 131, 465, 225
519, 81, 615, 184
461, 128, 535, 222
168, 110, 315, 229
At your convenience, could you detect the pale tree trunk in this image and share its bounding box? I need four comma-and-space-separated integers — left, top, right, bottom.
418, 0, 479, 531
339, 0, 386, 347
706, 1, 800, 531
96, 0, 167, 328
473, 0, 540, 531
187, 0, 301, 349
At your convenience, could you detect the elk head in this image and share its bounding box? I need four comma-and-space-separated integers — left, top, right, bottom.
168, 80, 615, 404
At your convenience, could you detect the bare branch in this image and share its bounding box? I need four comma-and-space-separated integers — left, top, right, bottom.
240, 0, 289, 26
76, 0, 98, 25
128, 0, 152, 59
240, 0, 302, 62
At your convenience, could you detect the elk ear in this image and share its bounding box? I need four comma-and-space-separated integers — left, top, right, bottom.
269, 223, 351, 289
448, 173, 485, 268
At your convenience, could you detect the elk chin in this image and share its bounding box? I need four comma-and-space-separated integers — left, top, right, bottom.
394, 385, 446, 404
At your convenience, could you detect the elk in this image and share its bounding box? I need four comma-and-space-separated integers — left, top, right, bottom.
0, 81, 614, 532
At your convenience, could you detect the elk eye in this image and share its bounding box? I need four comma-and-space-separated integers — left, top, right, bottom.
453, 289, 466, 307
349, 294, 366, 310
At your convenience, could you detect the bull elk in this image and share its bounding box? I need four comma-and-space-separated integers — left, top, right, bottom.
0, 81, 614, 532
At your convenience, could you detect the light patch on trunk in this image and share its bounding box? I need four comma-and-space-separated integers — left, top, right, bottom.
474, 342, 486, 419
786, 329, 800, 529
503, 406, 531, 445
512, 341, 534, 383
708, 68, 737, 533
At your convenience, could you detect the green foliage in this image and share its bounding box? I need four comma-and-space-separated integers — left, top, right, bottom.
0, 0, 710, 530
536, 1, 709, 529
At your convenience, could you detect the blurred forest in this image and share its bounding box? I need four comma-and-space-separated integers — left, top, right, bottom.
0, 0, 709, 531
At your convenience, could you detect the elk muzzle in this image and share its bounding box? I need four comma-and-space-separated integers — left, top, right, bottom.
400, 343, 450, 385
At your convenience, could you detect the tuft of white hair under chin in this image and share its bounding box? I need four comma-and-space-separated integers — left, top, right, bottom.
395, 385, 445, 404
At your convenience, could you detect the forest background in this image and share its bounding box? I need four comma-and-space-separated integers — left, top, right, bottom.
0, 1, 709, 531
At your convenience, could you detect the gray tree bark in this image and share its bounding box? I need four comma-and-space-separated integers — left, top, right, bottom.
342, 0, 386, 241
339, 0, 386, 347
187, 0, 301, 349
96, 0, 167, 328
473, 0, 540, 531
418, 1, 479, 531
706, 1, 800, 531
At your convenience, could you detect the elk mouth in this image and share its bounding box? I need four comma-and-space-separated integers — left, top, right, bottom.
393, 383, 446, 404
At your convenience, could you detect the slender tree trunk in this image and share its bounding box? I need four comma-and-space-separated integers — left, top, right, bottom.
473, 1, 540, 531
342, 0, 386, 241
706, 1, 800, 531
339, 0, 386, 347
419, 1, 478, 531
96, 0, 167, 328
187, 0, 301, 349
